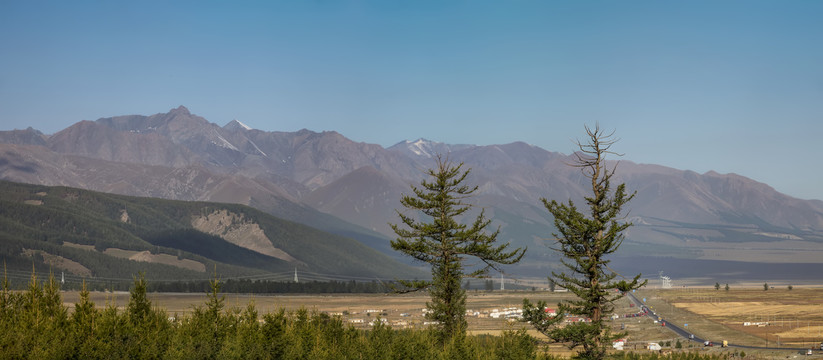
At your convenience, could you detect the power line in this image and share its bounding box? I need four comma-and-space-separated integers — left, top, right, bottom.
1, 267, 427, 285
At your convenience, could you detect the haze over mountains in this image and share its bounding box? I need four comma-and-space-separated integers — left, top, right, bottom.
2, 106, 822, 282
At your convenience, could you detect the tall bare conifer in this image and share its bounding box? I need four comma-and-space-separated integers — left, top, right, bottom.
523, 125, 645, 359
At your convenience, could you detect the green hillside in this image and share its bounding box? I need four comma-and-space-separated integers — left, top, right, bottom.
0, 180, 418, 288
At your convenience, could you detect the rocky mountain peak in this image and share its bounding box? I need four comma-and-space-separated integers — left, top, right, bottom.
170, 105, 191, 115
388, 138, 474, 159
224, 119, 254, 132
0, 127, 48, 146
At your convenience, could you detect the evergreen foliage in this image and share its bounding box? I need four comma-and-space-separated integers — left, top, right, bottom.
390, 155, 525, 341
523, 125, 646, 360
151, 278, 393, 294
71, 280, 99, 358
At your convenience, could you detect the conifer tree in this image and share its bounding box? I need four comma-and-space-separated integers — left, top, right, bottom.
523, 125, 645, 360
124, 272, 170, 359
166, 271, 229, 359
127, 272, 152, 325
0, 261, 14, 324
205, 272, 226, 322
217, 301, 265, 360
391, 155, 525, 341
71, 279, 101, 358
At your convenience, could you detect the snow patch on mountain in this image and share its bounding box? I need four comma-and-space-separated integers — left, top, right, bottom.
234, 120, 253, 130
223, 119, 254, 131
409, 138, 436, 157
248, 138, 268, 157
212, 130, 239, 151
388, 138, 475, 158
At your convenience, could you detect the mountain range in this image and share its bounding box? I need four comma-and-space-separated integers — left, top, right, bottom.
2, 106, 822, 283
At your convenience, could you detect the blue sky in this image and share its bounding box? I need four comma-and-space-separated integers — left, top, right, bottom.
1, 1, 822, 200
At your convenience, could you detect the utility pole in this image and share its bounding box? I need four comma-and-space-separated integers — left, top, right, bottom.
500, 273, 504, 291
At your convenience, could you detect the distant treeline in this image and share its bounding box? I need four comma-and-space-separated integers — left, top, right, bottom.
150, 278, 532, 294
2, 276, 394, 294
4, 275, 532, 294
150, 279, 393, 294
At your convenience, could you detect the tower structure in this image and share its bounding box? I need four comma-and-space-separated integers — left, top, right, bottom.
658, 271, 672, 289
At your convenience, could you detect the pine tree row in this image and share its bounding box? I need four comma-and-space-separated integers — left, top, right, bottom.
0, 270, 730, 360
0, 271, 543, 360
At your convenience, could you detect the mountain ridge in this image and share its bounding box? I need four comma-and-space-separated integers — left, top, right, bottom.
2, 106, 822, 279
0, 180, 419, 283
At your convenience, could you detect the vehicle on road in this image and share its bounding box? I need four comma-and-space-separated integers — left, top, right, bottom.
704, 341, 713, 347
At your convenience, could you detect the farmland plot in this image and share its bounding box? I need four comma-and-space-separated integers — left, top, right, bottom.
651, 288, 823, 348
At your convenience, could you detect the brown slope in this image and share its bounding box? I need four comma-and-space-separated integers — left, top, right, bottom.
49, 106, 253, 170
617, 162, 823, 230
0, 143, 293, 204
57, 106, 421, 197
0, 127, 48, 146
47, 120, 199, 167
285, 127, 417, 193
303, 165, 410, 236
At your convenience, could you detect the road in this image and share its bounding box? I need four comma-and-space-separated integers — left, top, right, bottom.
624, 292, 817, 353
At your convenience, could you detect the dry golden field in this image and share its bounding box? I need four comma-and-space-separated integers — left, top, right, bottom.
642, 287, 823, 350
